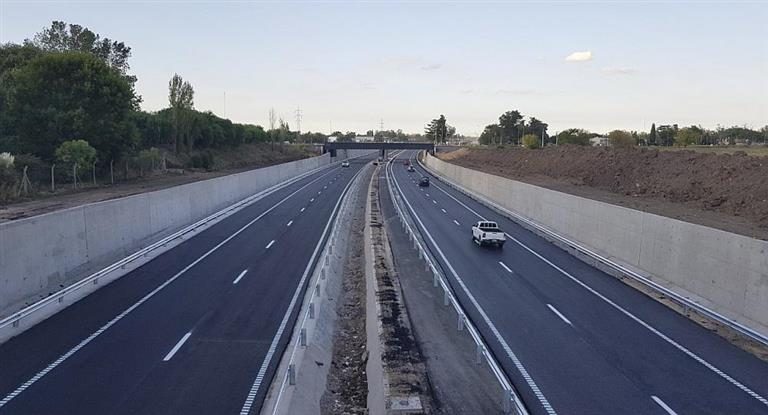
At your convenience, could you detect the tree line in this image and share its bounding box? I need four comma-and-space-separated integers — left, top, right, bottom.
0, 21, 317, 174
473, 108, 767, 149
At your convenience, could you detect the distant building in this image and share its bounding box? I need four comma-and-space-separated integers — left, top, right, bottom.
356, 135, 374, 142
327, 135, 340, 143
590, 135, 608, 146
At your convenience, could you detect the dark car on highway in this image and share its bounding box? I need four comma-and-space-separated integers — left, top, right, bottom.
418, 177, 430, 187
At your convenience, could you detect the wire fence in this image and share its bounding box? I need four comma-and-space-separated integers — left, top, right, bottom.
0, 153, 168, 203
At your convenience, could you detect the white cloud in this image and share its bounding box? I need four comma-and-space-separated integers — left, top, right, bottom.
565, 50, 593, 62
602, 67, 636, 76
420, 63, 442, 71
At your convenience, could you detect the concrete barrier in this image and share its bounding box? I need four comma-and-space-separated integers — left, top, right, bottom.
0, 153, 331, 316
424, 153, 768, 337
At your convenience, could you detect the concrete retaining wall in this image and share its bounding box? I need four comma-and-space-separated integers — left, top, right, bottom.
0, 153, 332, 314
425, 153, 768, 336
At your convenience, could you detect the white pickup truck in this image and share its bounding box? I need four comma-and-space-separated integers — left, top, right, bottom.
471, 221, 506, 248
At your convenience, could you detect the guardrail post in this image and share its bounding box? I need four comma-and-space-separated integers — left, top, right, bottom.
476, 344, 484, 365
443, 288, 450, 306
325, 255, 330, 266
418, 248, 423, 259
300, 328, 307, 347
433, 271, 439, 287
458, 315, 464, 331
309, 302, 315, 319
288, 364, 296, 386
502, 390, 513, 414
329, 244, 333, 255
12, 319, 19, 328
315, 283, 321, 296
321, 268, 326, 280
425, 261, 430, 272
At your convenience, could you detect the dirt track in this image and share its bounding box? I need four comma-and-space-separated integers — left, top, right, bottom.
439, 146, 768, 240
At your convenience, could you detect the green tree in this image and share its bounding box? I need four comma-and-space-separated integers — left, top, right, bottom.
0, 43, 45, 153
31, 21, 133, 76
608, 130, 634, 148
556, 129, 592, 146
527, 117, 549, 143
479, 124, 501, 145
9, 52, 136, 160
522, 134, 540, 149
168, 73, 195, 153
425, 115, 448, 143
657, 124, 678, 146
675, 126, 703, 146
649, 123, 657, 146
499, 110, 524, 144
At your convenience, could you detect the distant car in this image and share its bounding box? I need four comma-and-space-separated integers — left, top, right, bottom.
373, 160, 379, 165
418, 177, 430, 187
471, 221, 506, 248
341, 161, 350, 168
404, 160, 410, 166
407, 165, 415, 172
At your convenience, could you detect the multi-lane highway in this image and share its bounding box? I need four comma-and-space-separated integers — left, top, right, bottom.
385, 150, 768, 415
0, 154, 373, 415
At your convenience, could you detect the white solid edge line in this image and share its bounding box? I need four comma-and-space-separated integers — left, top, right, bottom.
546, 304, 573, 326
163, 332, 192, 362
432, 200, 437, 204
453, 219, 460, 226
310, 198, 314, 202
241, 164, 364, 415
651, 396, 678, 415
300, 207, 305, 212
233, 270, 248, 285
266, 240, 276, 249
424, 165, 768, 408
286, 220, 293, 227
441, 208, 447, 213
390, 160, 556, 415
0, 165, 339, 409
499, 261, 514, 274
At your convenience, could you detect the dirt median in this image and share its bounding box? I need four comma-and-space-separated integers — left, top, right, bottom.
439, 146, 768, 240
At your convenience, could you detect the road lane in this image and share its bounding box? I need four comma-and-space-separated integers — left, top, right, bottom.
0, 155, 374, 415
389, 151, 768, 414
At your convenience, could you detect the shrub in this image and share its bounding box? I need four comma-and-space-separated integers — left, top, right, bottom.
136, 147, 163, 172
0, 152, 14, 169
522, 134, 540, 149
608, 130, 634, 148
190, 151, 215, 170
55, 140, 97, 167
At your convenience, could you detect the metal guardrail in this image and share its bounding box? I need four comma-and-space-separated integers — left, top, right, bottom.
0, 155, 361, 337
418, 154, 768, 348
384, 158, 528, 415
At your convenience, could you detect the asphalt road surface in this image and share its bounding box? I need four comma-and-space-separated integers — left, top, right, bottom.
0, 155, 374, 415
387, 150, 768, 415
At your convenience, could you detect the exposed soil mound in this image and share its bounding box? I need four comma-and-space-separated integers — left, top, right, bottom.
439, 146, 768, 238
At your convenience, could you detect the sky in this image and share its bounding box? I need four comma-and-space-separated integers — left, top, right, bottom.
1, 1, 766, 136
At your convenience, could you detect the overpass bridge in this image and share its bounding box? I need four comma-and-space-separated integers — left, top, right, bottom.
323, 141, 434, 157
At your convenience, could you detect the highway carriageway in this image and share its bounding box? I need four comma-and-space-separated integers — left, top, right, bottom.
387, 150, 768, 415
0, 154, 375, 415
